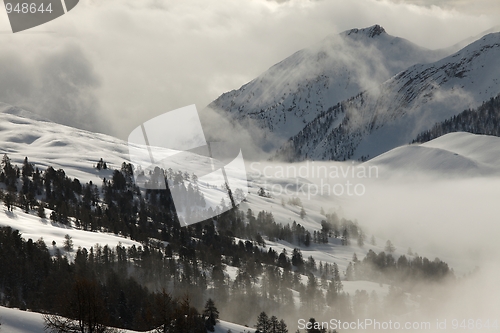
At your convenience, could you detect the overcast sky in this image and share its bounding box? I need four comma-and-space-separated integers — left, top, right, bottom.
0, 0, 498, 139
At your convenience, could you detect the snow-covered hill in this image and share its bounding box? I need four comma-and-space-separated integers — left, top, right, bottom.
276, 32, 500, 162
368, 132, 500, 176
0, 105, 132, 184
206, 25, 448, 152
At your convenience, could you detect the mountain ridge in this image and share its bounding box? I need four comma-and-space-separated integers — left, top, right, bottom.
205, 24, 449, 153
275, 32, 500, 162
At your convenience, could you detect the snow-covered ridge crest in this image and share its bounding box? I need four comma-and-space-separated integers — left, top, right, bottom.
341, 24, 387, 39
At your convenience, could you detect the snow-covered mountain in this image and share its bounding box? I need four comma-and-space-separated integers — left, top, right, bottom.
276, 32, 500, 161
206, 25, 448, 151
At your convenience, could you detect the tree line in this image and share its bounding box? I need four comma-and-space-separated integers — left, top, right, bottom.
412, 93, 500, 144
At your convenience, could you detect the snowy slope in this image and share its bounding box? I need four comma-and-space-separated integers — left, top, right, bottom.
422, 132, 500, 166
277, 32, 500, 162
0, 306, 142, 333
0, 306, 46, 333
0, 202, 141, 255
214, 320, 254, 333
367, 132, 500, 176
207, 25, 448, 152
0, 107, 133, 184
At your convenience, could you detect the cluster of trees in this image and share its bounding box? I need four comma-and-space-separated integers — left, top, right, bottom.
255, 312, 288, 333
240, 208, 361, 248
413, 94, 500, 144
0, 225, 221, 332
347, 249, 453, 288
1, 154, 362, 250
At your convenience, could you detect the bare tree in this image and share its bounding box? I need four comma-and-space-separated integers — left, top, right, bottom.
43, 278, 120, 333
153, 289, 173, 333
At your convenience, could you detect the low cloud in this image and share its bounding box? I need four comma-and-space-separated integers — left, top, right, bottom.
0, 43, 103, 133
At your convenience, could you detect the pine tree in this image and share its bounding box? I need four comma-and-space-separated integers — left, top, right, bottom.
4, 193, 12, 211
256, 311, 270, 333
345, 262, 354, 280
37, 204, 46, 218
203, 298, 219, 332
304, 231, 311, 247
50, 211, 57, 222
63, 234, 73, 252
291, 248, 304, 268
278, 319, 288, 333
269, 316, 279, 333
22, 157, 34, 177
299, 206, 306, 219
357, 233, 364, 247
341, 228, 349, 245
306, 318, 325, 333
385, 240, 395, 253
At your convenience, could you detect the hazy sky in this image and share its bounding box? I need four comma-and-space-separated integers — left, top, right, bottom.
0, 0, 498, 139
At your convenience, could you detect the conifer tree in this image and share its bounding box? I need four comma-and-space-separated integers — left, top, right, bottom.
385, 240, 395, 253
278, 319, 288, 333
203, 298, 219, 331
269, 316, 279, 333
63, 234, 73, 252
38, 204, 46, 218
256, 311, 270, 333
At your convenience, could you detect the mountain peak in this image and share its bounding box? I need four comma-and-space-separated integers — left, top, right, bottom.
343, 24, 386, 38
